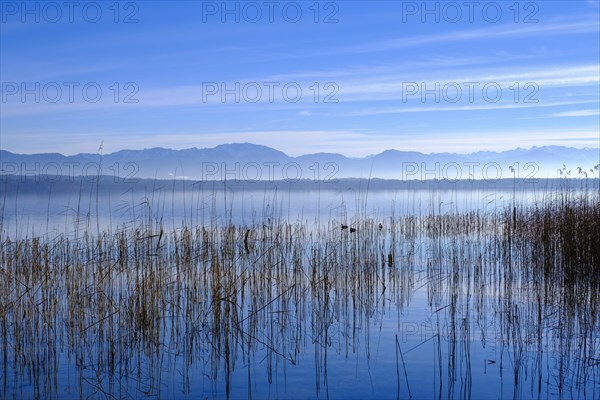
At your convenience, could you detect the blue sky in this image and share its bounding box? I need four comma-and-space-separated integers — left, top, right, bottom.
1, 0, 599, 156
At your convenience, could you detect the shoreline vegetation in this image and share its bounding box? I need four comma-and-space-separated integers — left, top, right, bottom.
1, 174, 599, 195
0, 176, 599, 398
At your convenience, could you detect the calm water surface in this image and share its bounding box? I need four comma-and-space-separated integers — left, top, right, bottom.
1, 185, 598, 399
3, 187, 553, 236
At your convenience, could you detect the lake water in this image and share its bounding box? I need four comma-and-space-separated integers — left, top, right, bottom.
1, 181, 564, 237
1, 180, 598, 399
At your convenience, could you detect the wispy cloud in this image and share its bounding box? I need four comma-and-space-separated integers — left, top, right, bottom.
337, 100, 599, 117
2, 64, 597, 117
2, 3, 598, 154
330, 17, 599, 55
549, 109, 600, 117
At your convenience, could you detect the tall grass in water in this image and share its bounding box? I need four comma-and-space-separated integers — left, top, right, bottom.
0, 185, 599, 399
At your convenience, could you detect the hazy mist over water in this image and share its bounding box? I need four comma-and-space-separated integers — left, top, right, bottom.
1, 180, 584, 237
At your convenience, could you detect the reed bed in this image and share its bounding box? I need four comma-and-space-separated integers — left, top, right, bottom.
0, 189, 598, 399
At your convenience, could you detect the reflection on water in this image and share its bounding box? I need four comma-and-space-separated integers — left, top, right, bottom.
0, 181, 567, 238
1, 186, 598, 399
0, 186, 600, 398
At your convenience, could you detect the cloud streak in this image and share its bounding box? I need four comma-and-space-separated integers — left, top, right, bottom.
328, 17, 599, 55
549, 109, 600, 117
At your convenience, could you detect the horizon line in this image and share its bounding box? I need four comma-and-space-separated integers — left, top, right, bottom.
1, 142, 599, 159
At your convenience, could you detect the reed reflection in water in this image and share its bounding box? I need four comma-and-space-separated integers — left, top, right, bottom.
1, 190, 598, 399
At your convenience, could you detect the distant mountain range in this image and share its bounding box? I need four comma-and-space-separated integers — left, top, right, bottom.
1, 144, 598, 181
